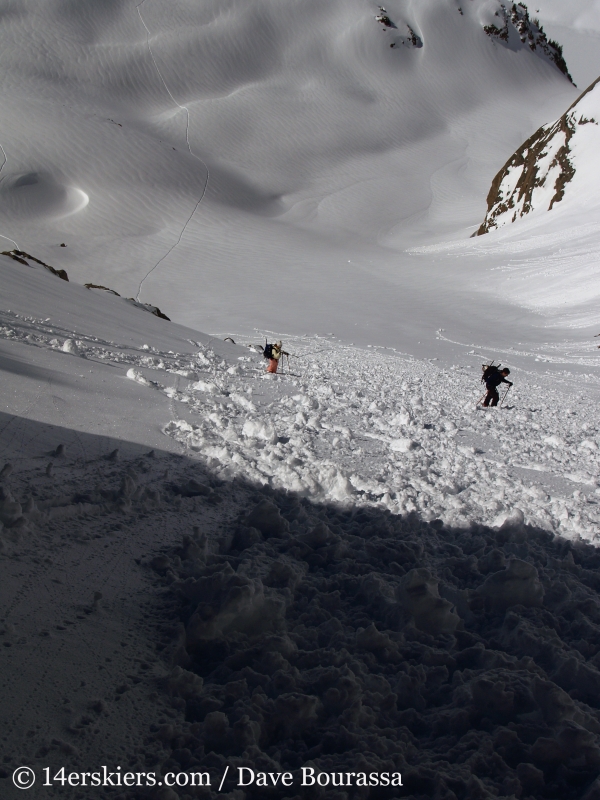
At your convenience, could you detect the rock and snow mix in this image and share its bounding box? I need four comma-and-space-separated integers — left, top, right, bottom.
0, 0, 597, 791
1, 267, 599, 799
477, 76, 600, 234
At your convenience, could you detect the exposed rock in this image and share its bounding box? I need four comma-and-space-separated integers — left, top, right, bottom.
125, 297, 171, 321
375, 8, 396, 29
2, 249, 68, 281
483, 2, 572, 83
477, 76, 600, 234
84, 283, 120, 296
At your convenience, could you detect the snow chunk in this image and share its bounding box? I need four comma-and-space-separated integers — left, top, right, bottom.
230, 393, 256, 412
126, 367, 152, 386
192, 379, 218, 394
126, 368, 163, 389
492, 508, 525, 529
242, 418, 277, 443
543, 435, 565, 449
391, 407, 412, 426
62, 338, 81, 355
390, 438, 417, 452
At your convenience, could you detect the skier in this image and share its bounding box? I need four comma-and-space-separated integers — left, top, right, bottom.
482, 365, 513, 407
266, 340, 288, 373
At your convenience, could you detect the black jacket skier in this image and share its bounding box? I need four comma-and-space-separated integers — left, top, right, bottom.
483, 367, 512, 407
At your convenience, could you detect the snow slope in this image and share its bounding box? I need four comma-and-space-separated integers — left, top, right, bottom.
1, 2, 600, 795
2, 257, 598, 551
0, 0, 579, 346
2, 248, 600, 800
535, 0, 600, 89
411, 74, 600, 335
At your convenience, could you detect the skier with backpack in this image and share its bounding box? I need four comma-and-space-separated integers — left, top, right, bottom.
264, 340, 288, 373
481, 363, 513, 407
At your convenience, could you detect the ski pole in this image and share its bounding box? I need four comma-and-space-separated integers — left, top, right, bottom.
499, 385, 511, 407
477, 392, 486, 406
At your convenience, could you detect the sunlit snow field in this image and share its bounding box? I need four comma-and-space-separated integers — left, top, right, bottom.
1, 1, 600, 796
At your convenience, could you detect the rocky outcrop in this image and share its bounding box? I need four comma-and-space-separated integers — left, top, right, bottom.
85, 283, 171, 320
2, 249, 68, 281
477, 76, 600, 234
126, 299, 171, 321
483, 2, 572, 83
84, 283, 120, 296
376, 6, 423, 49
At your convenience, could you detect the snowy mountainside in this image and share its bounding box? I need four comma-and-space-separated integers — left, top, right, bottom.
4, 215, 600, 800
0, 0, 578, 339
534, 0, 600, 89
2, 256, 599, 551
477, 75, 600, 234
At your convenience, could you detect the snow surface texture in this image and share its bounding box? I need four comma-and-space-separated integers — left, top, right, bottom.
0, 1, 599, 795
0, 0, 580, 345
2, 254, 599, 535
162, 331, 600, 542
0, 429, 243, 800
534, 0, 600, 90
1, 257, 598, 543
2, 231, 600, 799
5, 435, 600, 800
478, 76, 600, 234
151, 492, 600, 800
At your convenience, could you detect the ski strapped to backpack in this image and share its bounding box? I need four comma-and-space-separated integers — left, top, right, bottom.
481, 361, 501, 383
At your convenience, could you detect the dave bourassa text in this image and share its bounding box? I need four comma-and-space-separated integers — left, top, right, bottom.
236, 767, 403, 788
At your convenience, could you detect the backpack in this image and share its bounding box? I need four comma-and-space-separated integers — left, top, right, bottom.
481, 363, 500, 383
263, 342, 274, 359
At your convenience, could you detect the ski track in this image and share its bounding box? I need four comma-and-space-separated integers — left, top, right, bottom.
0, 143, 20, 251
1, 276, 599, 799
134, 0, 210, 303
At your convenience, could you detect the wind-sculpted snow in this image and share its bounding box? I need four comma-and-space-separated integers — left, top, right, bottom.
0, 0, 578, 333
